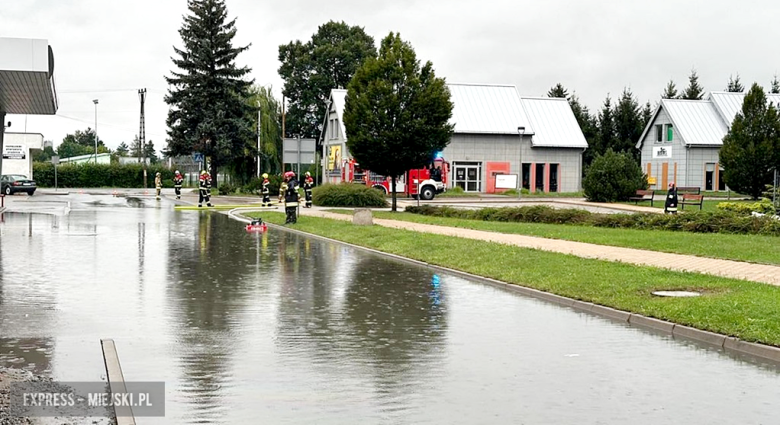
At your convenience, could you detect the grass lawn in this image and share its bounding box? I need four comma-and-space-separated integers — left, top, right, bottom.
247, 211, 780, 347
323, 210, 780, 266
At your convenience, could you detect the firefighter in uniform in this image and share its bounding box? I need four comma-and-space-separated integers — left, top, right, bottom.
283, 171, 300, 224
173, 170, 184, 200
154, 172, 162, 200
261, 173, 271, 207
198, 170, 213, 207
278, 177, 288, 204
303, 171, 314, 208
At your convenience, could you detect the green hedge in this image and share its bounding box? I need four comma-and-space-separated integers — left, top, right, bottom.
33, 162, 175, 188
312, 183, 388, 207
406, 205, 780, 236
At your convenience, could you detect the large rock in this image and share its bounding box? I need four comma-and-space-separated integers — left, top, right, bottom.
353, 208, 373, 226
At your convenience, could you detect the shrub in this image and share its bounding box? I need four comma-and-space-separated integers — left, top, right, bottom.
583, 149, 647, 202
717, 199, 776, 215
520, 188, 530, 195
405, 205, 780, 237
218, 183, 235, 195
33, 162, 174, 188
312, 183, 388, 208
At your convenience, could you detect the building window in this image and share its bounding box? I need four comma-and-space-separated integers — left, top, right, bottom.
655, 124, 663, 143
521, 163, 531, 190
705, 163, 715, 191
666, 124, 674, 142
334, 119, 339, 139
453, 161, 482, 192
535, 163, 545, 192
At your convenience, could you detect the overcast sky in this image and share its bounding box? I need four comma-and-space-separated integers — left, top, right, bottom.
4, 0, 780, 153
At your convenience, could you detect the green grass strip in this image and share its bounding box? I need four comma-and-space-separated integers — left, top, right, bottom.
323, 210, 780, 266
247, 211, 780, 347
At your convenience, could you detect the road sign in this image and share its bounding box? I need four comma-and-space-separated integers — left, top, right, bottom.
192, 152, 204, 163
51, 156, 59, 165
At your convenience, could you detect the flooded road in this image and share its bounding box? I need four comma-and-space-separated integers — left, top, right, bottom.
1, 194, 779, 424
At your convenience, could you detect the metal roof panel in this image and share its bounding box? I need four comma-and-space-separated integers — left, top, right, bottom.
520, 97, 588, 148
662, 99, 728, 146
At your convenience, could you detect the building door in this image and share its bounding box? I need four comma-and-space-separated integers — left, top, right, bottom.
661, 163, 669, 189
535, 163, 545, 192
453, 162, 482, 192
522, 164, 531, 190
549, 164, 559, 192
705, 163, 715, 191
718, 167, 726, 191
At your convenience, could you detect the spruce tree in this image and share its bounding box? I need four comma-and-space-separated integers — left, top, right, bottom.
682, 69, 705, 100
595, 95, 616, 156
570, 93, 599, 167
613, 88, 642, 160
661, 80, 678, 99
771, 75, 780, 94
641, 101, 654, 129
726, 74, 745, 92
547, 83, 569, 99
165, 0, 255, 187
719, 83, 780, 199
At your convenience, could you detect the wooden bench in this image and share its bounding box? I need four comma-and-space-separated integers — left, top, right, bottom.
629, 189, 655, 207
680, 194, 704, 210
676, 186, 701, 195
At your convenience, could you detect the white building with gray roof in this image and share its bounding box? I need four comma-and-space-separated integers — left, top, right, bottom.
321, 83, 588, 193
637, 91, 780, 192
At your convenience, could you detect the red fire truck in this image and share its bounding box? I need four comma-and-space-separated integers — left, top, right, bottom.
342, 156, 449, 200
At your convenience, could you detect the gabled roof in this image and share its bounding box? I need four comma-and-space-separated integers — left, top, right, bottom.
709, 91, 780, 127
328, 89, 347, 139
520, 97, 587, 148
447, 83, 529, 134
325, 84, 587, 148
636, 92, 780, 149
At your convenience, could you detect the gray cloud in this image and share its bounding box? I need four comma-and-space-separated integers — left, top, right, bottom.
3, 0, 779, 150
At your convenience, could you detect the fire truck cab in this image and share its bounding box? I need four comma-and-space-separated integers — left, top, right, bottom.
345, 157, 449, 201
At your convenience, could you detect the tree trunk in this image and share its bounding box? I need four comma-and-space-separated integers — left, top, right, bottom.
211, 163, 218, 189
391, 175, 397, 212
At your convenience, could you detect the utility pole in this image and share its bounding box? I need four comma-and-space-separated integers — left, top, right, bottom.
93, 99, 99, 163
257, 109, 263, 179
138, 89, 147, 189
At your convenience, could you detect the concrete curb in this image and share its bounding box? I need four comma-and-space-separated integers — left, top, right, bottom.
232, 212, 780, 365
101, 339, 136, 425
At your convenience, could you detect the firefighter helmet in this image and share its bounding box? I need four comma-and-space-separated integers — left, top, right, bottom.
284, 171, 295, 179
201, 170, 207, 175
262, 173, 268, 179
175, 170, 180, 174
305, 171, 311, 177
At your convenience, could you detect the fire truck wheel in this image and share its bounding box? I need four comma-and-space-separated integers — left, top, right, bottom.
420, 186, 435, 201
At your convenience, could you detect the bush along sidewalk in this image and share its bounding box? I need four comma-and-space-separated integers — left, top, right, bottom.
312, 183, 388, 208
247, 212, 780, 348
405, 205, 780, 237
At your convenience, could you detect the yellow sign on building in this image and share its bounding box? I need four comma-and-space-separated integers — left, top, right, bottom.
327, 146, 341, 171
648, 177, 657, 185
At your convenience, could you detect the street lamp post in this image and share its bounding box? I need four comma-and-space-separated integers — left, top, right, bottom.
93, 99, 99, 163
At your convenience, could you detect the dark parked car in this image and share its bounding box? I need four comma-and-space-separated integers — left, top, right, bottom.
1, 174, 36, 195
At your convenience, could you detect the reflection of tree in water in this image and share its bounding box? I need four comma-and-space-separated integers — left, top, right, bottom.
165, 212, 259, 422
274, 237, 449, 401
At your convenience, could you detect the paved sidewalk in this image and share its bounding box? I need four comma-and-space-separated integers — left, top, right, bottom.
299, 209, 780, 286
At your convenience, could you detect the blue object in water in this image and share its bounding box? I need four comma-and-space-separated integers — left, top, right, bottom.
431, 274, 440, 288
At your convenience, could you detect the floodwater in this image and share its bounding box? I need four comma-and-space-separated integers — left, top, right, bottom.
1, 193, 779, 424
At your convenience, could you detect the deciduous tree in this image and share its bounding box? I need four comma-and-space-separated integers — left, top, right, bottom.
343, 33, 454, 211
165, 0, 255, 187
278, 21, 376, 141
719, 83, 780, 199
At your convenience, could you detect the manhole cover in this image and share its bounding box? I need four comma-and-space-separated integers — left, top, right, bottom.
652, 291, 701, 297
